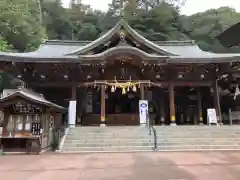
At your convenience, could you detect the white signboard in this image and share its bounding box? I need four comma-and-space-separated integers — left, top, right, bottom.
139, 100, 148, 124
207, 108, 218, 124
0, 127, 2, 137
68, 101, 77, 127
17, 123, 23, 130
25, 123, 31, 131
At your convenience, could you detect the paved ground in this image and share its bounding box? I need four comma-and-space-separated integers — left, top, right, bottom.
1, 151, 240, 180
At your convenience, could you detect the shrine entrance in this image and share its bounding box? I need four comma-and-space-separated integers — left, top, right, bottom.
105, 87, 140, 126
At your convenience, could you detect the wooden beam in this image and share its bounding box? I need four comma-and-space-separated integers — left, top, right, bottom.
29, 80, 212, 88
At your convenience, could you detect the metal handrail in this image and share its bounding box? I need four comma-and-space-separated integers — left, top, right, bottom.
146, 112, 158, 151
151, 126, 158, 151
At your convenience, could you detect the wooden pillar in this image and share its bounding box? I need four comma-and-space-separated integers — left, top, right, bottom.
140, 84, 145, 100
71, 84, 77, 100
169, 83, 176, 125
197, 89, 203, 124
100, 85, 106, 126
212, 79, 222, 124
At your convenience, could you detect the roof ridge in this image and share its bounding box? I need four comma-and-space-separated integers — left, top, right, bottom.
42, 40, 196, 46
154, 40, 196, 46
44, 40, 92, 45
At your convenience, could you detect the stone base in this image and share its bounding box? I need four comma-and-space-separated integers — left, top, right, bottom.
100, 124, 106, 127
69, 124, 76, 128
170, 123, 177, 126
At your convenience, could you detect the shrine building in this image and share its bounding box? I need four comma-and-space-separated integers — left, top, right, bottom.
0, 19, 240, 127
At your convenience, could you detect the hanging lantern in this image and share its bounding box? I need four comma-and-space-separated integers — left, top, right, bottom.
111, 86, 115, 92
132, 85, 137, 92
127, 86, 130, 92
122, 88, 126, 94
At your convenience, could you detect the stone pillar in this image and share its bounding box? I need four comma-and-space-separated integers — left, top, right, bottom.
68, 84, 77, 128
212, 79, 222, 124
169, 83, 176, 125
197, 89, 203, 124
100, 85, 106, 126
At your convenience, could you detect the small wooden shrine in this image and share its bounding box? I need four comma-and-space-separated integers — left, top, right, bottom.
0, 89, 65, 154
0, 19, 240, 126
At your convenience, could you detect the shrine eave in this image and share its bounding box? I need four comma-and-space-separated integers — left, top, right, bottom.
0, 53, 240, 64
0, 90, 65, 110
0, 54, 80, 63
168, 55, 240, 64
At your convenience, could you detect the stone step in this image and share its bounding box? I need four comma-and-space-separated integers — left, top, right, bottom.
66, 134, 151, 137
156, 133, 240, 135
64, 139, 153, 143
157, 144, 240, 151
68, 133, 149, 137
155, 137, 240, 139
70, 128, 148, 132
66, 136, 151, 140
64, 142, 153, 147
157, 141, 240, 145
154, 130, 240, 132
61, 146, 153, 152
156, 139, 240, 143
61, 126, 240, 153
61, 127, 152, 153
154, 126, 240, 128
157, 133, 240, 137
68, 132, 240, 136
156, 137, 240, 139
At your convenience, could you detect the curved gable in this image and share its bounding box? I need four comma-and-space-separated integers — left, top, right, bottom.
67, 19, 175, 56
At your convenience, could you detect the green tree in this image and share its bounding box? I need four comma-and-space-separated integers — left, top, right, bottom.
180, 7, 240, 52
0, 0, 46, 51
0, 37, 11, 51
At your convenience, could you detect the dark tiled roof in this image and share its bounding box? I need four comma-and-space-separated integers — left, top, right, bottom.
0, 20, 240, 63
217, 22, 240, 47
0, 88, 65, 110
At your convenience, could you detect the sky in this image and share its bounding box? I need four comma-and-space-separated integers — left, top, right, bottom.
62, 0, 240, 15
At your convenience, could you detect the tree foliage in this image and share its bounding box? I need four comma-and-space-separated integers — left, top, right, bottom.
0, 36, 11, 52
0, 0, 239, 53
0, 0, 46, 51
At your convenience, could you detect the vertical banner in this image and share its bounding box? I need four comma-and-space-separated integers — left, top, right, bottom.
139, 100, 148, 125
68, 101, 77, 128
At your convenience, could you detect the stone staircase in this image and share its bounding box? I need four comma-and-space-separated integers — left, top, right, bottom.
60, 126, 154, 153
154, 126, 240, 151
